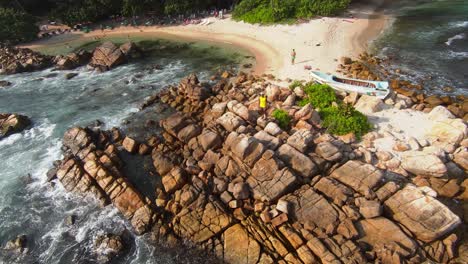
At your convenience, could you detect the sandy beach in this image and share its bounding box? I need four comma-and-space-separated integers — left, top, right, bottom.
21, 0, 390, 82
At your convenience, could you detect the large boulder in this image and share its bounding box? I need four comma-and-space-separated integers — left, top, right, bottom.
385, 185, 461, 242
227, 100, 253, 122
401, 151, 447, 177
253, 130, 281, 150
330, 160, 384, 196
119, 42, 142, 59
197, 129, 222, 151
217, 112, 245, 132
354, 95, 384, 114
223, 224, 260, 264
247, 153, 298, 202
277, 144, 318, 178
426, 118, 467, 146
314, 177, 353, 206
454, 150, 468, 171
356, 217, 417, 257
89, 42, 126, 70
0, 113, 31, 138
94, 233, 125, 263
315, 141, 342, 162
282, 185, 340, 230
287, 129, 314, 152
172, 194, 233, 243
428, 106, 455, 121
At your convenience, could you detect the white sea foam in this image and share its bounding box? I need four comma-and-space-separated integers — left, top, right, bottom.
450, 21, 468, 28
448, 50, 468, 59
445, 33, 466, 46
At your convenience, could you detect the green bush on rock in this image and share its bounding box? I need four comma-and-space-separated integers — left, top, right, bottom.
320, 103, 372, 138
298, 83, 337, 109
272, 109, 291, 130
289, 80, 303, 90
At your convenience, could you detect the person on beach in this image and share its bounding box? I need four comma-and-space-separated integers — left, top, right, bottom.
291, 49, 296, 65
259, 92, 267, 118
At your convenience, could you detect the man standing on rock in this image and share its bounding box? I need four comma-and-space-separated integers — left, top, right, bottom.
291, 49, 296, 65
259, 92, 267, 118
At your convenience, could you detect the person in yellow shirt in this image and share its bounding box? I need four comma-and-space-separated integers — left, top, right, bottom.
259, 92, 267, 118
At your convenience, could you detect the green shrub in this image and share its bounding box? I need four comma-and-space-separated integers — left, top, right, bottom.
289, 80, 303, 90
320, 103, 372, 138
298, 83, 336, 109
272, 109, 291, 130
233, 0, 351, 24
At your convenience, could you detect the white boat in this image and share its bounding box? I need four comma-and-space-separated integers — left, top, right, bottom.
310, 71, 390, 99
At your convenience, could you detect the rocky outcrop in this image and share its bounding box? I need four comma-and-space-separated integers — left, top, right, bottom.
89, 42, 127, 71
0, 113, 31, 139
94, 233, 124, 262
50, 72, 465, 264
54, 50, 92, 70
55, 127, 155, 234
0, 45, 52, 74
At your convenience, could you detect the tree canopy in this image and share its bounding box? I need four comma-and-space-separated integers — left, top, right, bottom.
0, 7, 38, 43
232, 0, 351, 24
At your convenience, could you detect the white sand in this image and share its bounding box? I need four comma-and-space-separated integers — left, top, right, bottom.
21, 0, 389, 82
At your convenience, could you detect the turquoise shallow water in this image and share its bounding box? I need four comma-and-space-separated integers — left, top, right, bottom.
372, 0, 468, 95
0, 42, 245, 263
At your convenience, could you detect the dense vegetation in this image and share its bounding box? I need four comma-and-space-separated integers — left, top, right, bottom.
272, 109, 291, 130
295, 82, 371, 137
298, 83, 337, 109
0, 7, 38, 43
0, 0, 351, 43
321, 104, 372, 137
232, 0, 351, 24
0, 0, 235, 43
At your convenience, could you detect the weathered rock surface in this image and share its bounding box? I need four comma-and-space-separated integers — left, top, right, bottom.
0, 45, 52, 74
89, 42, 126, 70
50, 73, 465, 264
330, 160, 383, 197
57, 127, 154, 234
0, 113, 31, 138
172, 194, 232, 243
385, 185, 461, 242
426, 118, 467, 145
356, 217, 417, 257
277, 144, 318, 178
287, 129, 314, 152
401, 151, 447, 177
354, 95, 384, 114
94, 233, 125, 262
247, 154, 298, 202
315, 141, 342, 161
55, 50, 91, 70
223, 224, 260, 264
282, 185, 339, 230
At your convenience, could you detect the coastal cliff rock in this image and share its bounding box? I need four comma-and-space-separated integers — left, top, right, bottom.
51, 72, 466, 264
56, 127, 155, 234
0, 113, 31, 139
0, 45, 52, 74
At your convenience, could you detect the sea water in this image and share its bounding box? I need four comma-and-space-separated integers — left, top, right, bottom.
0, 40, 249, 263
372, 0, 468, 95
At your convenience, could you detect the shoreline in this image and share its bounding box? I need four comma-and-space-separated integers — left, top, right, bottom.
20, 0, 390, 81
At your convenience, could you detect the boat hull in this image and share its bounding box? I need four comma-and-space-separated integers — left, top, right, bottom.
310, 71, 390, 99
